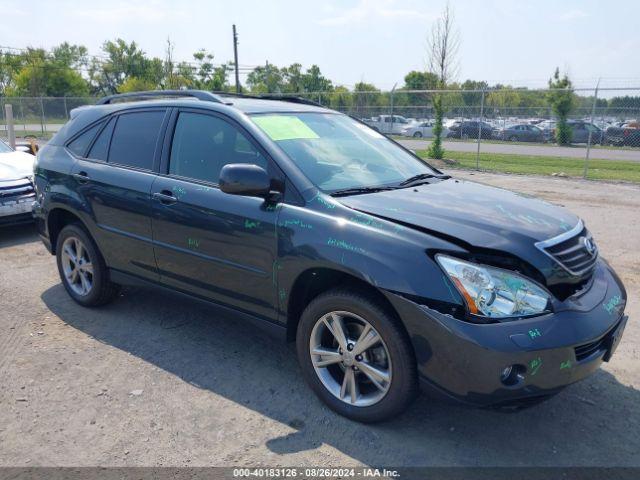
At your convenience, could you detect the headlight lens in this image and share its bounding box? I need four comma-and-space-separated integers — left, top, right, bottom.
436, 255, 551, 319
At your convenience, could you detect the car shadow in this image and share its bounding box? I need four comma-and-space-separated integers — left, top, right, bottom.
41, 284, 640, 466
0, 223, 38, 248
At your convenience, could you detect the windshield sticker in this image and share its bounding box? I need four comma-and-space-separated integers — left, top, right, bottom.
253, 115, 319, 141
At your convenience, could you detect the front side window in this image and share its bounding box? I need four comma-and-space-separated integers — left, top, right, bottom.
250, 113, 438, 192
108, 111, 165, 170
169, 112, 267, 184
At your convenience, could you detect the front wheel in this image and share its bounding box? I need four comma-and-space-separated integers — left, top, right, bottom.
296, 289, 418, 422
413, 131, 423, 138
56, 224, 119, 307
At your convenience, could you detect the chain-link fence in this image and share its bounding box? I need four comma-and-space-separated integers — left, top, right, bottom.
2, 88, 639, 182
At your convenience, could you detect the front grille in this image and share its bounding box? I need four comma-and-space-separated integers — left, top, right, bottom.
574, 337, 606, 361
0, 180, 34, 202
535, 220, 598, 277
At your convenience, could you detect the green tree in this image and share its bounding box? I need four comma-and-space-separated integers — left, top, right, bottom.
246, 63, 286, 93
547, 68, 575, 145
353, 82, 381, 118
90, 39, 163, 94
426, 3, 459, 159
12, 47, 89, 97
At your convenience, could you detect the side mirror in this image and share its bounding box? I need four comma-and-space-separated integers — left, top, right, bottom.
219, 164, 272, 198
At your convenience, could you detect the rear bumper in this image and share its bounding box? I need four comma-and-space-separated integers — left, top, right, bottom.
385, 260, 628, 407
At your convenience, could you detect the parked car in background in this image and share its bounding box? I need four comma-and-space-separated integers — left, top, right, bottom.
364, 115, 410, 135
605, 121, 640, 147
0, 138, 36, 226
400, 120, 449, 138
537, 120, 556, 142
565, 121, 604, 144
446, 120, 494, 139
495, 124, 544, 142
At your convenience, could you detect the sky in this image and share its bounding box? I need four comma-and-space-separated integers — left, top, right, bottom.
2, 0, 639, 91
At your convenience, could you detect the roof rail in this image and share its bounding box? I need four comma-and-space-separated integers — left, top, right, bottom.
95, 90, 224, 105
217, 92, 324, 107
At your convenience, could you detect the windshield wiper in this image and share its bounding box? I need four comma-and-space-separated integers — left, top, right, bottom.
397, 172, 450, 188
330, 186, 395, 197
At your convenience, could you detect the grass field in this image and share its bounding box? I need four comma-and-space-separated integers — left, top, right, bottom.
415, 150, 640, 183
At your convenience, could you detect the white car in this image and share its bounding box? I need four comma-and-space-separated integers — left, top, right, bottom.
0, 139, 36, 226
400, 120, 450, 138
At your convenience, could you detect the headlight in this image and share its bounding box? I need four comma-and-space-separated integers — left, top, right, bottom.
436, 255, 551, 319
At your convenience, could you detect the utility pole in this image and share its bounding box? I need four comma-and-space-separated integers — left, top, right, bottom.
232, 24, 240, 93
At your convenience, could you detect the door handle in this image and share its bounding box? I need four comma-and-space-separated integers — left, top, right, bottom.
152, 191, 178, 205
73, 172, 90, 184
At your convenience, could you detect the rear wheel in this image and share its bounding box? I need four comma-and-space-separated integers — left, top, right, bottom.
56, 224, 119, 307
296, 289, 418, 422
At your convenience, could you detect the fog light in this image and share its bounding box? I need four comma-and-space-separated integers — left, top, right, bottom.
500, 364, 526, 387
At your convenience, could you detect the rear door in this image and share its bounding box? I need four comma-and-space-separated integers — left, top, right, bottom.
69, 108, 169, 281
150, 109, 281, 321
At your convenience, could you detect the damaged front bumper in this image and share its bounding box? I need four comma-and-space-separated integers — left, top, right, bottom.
385, 260, 628, 407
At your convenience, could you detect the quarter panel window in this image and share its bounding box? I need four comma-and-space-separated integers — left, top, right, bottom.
88, 117, 116, 161
67, 122, 103, 157
108, 111, 165, 170
169, 112, 267, 184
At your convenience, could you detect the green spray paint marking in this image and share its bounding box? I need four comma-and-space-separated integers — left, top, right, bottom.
528, 328, 542, 340
559, 221, 572, 232
313, 194, 336, 210
272, 260, 283, 286
560, 360, 572, 370
349, 214, 385, 229
244, 219, 261, 229
173, 186, 187, 199
529, 357, 542, 376
195, 185, 215, 193
496, 204, 553, 228
265, 204, 279, 212
280, 219, 313, 229
603, 295, 622, 315
279, 288, 286, 304
326, 237, 366, 254
187, 238, 200, 249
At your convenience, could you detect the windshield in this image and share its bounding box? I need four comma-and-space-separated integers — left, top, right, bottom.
251, 113, 438, 192
0, 140, 13, 153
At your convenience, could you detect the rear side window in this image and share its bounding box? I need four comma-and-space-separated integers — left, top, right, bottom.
108, 111, 165, 170
67, 122, 103, 157
169, 112, 267, 184
87, 117, 116, 161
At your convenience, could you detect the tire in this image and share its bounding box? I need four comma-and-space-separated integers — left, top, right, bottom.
56, 223, 119, 307
461, 133, 470, 140
413, 131, 423, 138
509, 136, 518, 142
296, 288, 418, 422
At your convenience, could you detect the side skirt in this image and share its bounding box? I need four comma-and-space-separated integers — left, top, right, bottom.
108, 269, 287, 342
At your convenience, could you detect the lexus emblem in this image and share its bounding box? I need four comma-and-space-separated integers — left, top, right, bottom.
582, 236, 596, 256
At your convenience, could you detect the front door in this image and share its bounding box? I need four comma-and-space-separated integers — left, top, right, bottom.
151, 109, 280, 321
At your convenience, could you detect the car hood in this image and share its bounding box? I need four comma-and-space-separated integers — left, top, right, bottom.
338, 178, 579, 251
0, 151, 35, 181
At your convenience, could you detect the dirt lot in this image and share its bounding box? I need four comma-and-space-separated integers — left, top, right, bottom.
0, 171, 639, 467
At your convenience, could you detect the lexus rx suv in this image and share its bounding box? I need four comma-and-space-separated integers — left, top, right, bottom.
33, 90, 628, 422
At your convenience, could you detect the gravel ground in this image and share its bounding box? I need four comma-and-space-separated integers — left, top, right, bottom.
0, 171, 638, 467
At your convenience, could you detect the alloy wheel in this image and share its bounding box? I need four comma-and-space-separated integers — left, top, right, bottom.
60, 236, 94, 296
309, 311, 392, 407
